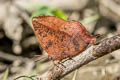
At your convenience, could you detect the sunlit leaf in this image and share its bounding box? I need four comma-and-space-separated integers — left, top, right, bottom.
1, 68, 9, 80
52, 9, 67, 20
30, 5, 67, 20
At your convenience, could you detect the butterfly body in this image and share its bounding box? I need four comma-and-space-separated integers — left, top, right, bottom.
32, 16, 96, 61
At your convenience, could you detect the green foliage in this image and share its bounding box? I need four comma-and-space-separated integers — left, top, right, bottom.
14, 75, 37, 80
1, 68, 9, 80
52, 9, 67, 20
72, 69, 78, 80
30, 5, 67, 20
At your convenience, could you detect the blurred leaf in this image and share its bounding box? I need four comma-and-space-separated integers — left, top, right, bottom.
30, 6, 53, 20
52, 9, 67, 20
72, 69, 78, 80
1, 68, 9, 80
33, 64, 42, 73
30, 5, 67, 20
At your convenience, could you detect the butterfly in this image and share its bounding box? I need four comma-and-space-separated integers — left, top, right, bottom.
32, 16, 96, 61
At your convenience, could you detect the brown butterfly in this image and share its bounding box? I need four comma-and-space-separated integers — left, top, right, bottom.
32, 16, 96, 61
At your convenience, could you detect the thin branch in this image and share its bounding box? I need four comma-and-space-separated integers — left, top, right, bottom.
34, 34, 120, 80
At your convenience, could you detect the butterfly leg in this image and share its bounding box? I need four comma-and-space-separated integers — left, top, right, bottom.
53, 60, 66, 68
93, 34, 101, 38
48, 55, 65, 68
61, 55, 76, 64
91, 34, 101, 45
68, 55, 76, 62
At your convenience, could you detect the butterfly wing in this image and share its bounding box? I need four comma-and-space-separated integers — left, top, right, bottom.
59, 20, 93, 56
32, 16, 94, 61
32, 16, 66, 31
32, 16, 71, 60
59, 20, 93, 43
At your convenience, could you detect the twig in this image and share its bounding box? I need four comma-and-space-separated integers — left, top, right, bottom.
34, 34, 120, 80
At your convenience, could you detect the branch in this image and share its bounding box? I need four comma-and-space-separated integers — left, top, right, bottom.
34, 34, 120, 80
